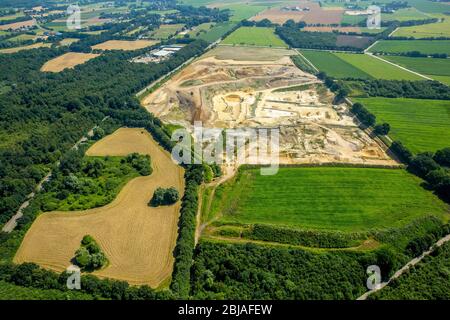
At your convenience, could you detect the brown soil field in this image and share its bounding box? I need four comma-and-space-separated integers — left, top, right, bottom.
251, 2, 343, 24
0, 42, 51, 54
0, 19, 36, 31
336, 35, 372, 49
14, 128, 185, 287
40, 52, 100, 72
91, 40, 158, 51
304, 26, 361, 33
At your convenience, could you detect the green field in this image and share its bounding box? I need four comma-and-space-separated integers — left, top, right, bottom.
370, 40, 450, 55
197, 22, 237, 43
220, 4, 268, 21
355, 97, 450, 153
393, 15, 450, 38
213, 167, 448, 232
335, 53, 423, 80
149, 24, 185, 39
185, 22, 215, 38
301, 50, 373, 79
341, 14, 367, 25
222, 27, 288, 47
381, 7, 429, 21
382, 55, 450, 84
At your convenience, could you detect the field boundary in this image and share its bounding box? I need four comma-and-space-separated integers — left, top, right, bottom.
366, 52, 432, 80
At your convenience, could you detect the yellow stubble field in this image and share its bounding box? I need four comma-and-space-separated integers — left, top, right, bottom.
14, 128, 185, 287
40, 52, 100, 72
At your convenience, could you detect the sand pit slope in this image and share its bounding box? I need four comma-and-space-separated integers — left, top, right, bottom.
14, 128, 185, 288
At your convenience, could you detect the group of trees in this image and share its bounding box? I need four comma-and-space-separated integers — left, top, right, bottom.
373, 50, 448, 59
0, 262, 169, 300
149, 187, 179, 207
350, 102, 376, 127
369, 241, 450, 300
275, 26, 372, 51
74, 235, 108, 271
0, 38, 209, 225
359, 79, 450, 100
389, 144, 450, 201
317, 71, 350, 102
246, 224, 364, 248
190, 241, 396, 299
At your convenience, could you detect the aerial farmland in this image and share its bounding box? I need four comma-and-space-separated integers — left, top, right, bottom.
0, 0, 449, 307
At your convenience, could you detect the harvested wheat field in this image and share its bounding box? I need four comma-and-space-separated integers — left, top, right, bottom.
41, 52, 100, 72
91, 40, 159, 51
14, 128, 185, 287
0, 19, 36, 31
0, 42, 51, 54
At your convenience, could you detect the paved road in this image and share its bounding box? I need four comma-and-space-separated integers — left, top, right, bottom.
357, 233, 450, 300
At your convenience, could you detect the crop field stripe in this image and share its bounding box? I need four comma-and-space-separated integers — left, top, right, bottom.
381, 56, 450, 77
215, 167, 448, 232
222, 27, 288, 48
354, 97, 450, 154
300, 50, 373, 79
369, 40, 450, 55
333, 53, 424, 80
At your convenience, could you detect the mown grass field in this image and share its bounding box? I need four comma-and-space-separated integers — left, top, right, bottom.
213, 167, 448, 232
197, 22, 237, 43
221, 4, 268, 21
354, 97, 450, 153
370, 40, 450, 55
382, 56, 450, 85
393, 15, 450, 38
335, 53, 423, 80
301, 50, 372, 79
222, 27, 287, 47
381, 7, 429, 21
149, 24, 185, 40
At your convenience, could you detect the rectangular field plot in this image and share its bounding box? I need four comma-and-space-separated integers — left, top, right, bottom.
197, 22, 237, 43
369, 40, 450, 56
393, 16, 450, 38
334, 53, 423, 80
355, 97, 450, 154
382, 56, 450, 84
214, 167, 448, 232
300, 50, 372, 79
222, 27, 288, 48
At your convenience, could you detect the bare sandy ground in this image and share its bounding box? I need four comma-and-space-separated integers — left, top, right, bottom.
14, 128, 185, 287
142, 46, 396, 167
91, 40, 158, 51
41, 52, 100, 72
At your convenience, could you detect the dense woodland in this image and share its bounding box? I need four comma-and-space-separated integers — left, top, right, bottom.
370, 241, 450, 299
0, 39, 208, 225
354, 79, 450, 100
